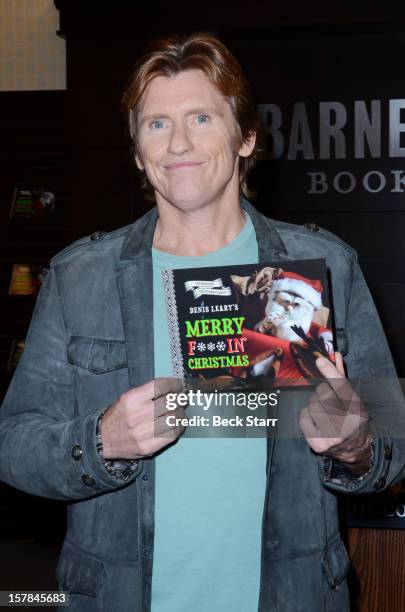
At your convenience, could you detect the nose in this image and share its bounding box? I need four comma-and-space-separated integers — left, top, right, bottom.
168, 121, 193, 155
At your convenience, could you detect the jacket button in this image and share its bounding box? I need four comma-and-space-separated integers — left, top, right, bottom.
374, 477, 386, 490
142, 474, 148, 481
82, 474, 96, 487
71, 444, 83, 460
304, 222, 320, 232
384, 445, 392, 460
90, 231, 107, 241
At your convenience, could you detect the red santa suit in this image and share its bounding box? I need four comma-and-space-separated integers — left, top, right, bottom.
237, 322, 332, 384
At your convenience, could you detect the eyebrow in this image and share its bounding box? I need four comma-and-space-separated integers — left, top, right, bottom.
139, 106, 222, 127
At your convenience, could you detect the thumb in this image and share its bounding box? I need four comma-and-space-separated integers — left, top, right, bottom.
334, 351, 345, 377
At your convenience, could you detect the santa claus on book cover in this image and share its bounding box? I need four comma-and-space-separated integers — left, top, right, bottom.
229, 267, 335, 386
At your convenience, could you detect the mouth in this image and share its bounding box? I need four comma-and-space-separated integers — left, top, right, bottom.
164, 161, 204, 170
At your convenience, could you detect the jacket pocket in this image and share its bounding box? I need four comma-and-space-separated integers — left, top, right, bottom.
67, 336, 127, 375
56, 542, 104, 597
321, 535, 350, 588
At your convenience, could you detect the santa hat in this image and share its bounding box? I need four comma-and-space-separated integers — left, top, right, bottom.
272, 271, 323, 310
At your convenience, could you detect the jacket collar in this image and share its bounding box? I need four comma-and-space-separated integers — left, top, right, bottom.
240, 197, 288, 259
119, 197, 288, 261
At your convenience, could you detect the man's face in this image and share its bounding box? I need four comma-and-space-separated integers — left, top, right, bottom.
135, 69, 255, 211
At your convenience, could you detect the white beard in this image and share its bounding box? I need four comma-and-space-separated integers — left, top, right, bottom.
265, 292, 315, 341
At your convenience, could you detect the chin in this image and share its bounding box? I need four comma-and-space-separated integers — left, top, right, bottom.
164, 189, 215, 211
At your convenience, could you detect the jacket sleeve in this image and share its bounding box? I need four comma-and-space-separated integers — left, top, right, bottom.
0, 266, 142, 501
320, 255, 405, 494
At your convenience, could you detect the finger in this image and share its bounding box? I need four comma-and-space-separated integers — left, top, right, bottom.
155, 407, 187, 437
314, 382, 347, 417
128, 379, 156, 402
334, 351, 345, 377
315, 382, 338, 405
315, 355, 355, 401
299, 406, 319, 438
306, 435, 344, 454
316, 355, 345, 380
314, 374, 363, 417
153, 395, 170, 418
154, 389, 189, 417
308, 387, 357, 432
309, 389, 367, 440
124, 378, 184, 405
153, 377, 185, 399
299, 408, 344, 451
307, 395, 337, 434
308, 400, 346, 438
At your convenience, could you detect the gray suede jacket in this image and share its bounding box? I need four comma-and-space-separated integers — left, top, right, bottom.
0, 200, 401, 612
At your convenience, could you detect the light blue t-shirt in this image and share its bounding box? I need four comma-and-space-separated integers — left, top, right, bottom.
151, 213, 266, 612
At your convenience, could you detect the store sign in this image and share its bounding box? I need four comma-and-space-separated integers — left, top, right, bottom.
346, 481, 405, 529
258, 99, 405, 195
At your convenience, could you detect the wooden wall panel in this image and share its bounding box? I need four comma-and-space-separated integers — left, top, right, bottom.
347, 528, 405, 611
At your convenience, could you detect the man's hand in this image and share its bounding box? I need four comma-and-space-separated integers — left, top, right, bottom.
101, 378, 186, 460
299, 353, 373, 475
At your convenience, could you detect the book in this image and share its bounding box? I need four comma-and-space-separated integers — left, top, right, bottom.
9, 188, 55, 218
8, 265, 49, 296
163, 258, 335, 388
6, 340, 25, 372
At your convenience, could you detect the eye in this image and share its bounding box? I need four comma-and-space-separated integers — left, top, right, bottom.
150, 119, 165, 129
196, 114, 209, 124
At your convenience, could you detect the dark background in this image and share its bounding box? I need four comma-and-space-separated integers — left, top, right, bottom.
1, 1, 405, 610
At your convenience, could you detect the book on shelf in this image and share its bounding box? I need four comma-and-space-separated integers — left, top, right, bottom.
8, 264, 49, 296
9, 188, 55, 219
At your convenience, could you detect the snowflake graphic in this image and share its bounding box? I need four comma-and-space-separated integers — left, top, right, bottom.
216, 341, 226, 351
207, 342, 216, 351
197, 342, 206, 351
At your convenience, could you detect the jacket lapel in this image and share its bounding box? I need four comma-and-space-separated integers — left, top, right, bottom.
241, 197, 289, 262
240, 198, 291, 474
116, 207, 158, 387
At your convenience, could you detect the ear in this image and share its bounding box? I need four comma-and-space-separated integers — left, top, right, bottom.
129, 112, 143, 170
238, 130, 256, 158
135, 153, 144, 171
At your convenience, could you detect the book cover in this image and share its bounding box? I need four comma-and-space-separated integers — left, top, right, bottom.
163, 258, 335, 388
9, 188, 55, 218
8, 265, 49, 296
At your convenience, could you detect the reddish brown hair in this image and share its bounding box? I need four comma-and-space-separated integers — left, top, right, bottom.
122, 32, 263, 199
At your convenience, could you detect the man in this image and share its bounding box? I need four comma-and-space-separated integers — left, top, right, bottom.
0, 33, 401, 612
